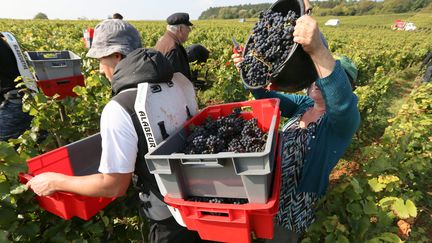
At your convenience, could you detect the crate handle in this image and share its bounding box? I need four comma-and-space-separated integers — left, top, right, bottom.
18, 172, 33, 183
181, 159, 224, 168
56, 80, 71, 85
196, 208, 246, 223
237, 105, 252, 113
50, 61, 68, 68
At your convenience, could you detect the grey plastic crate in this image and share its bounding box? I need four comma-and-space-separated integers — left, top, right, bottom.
145, 115, 278, 204
25, 51, 82, 80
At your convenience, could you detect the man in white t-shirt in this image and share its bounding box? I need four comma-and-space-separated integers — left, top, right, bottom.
26, 19, 204, 243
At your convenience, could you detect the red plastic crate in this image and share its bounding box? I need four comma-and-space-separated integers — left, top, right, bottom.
164, 135, 281, 243
36, 74, 85, 99
19, 173, 115, 220
19, 134, 116, 220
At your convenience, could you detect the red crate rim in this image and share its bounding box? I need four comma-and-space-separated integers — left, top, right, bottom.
36, 73, 84, 83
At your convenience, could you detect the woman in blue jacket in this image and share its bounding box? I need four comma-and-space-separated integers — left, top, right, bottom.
233, 13, 360, 242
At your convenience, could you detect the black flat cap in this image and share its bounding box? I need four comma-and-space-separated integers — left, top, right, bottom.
167, 12, 193, 26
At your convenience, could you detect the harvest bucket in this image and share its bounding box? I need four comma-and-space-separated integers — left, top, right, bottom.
241, 0, 318, 92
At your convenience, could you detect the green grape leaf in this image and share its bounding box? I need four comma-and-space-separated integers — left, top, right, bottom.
0, 230, 9, 242
392, 198, 409, 219
350, 178, 363, 194
377, 232, 402, 242
363, 200, 378, 215
0, 181, 11, 194
0, 207, 16, 227
347, 203, 363, 219
377, 175, 399, 184
405, 199, 417, 218
337, 235, 350, 243
378, 197, 398, 209
368, 178, 386, 192
324, 234, 336, 243
10, 184, 28, 195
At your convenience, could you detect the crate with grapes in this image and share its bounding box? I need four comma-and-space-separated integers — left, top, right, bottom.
145, 98, 280, 204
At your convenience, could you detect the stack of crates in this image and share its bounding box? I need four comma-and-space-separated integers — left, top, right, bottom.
164, 146, 281, 243
25, 51, 85, 99
145, 98, 281, 242
19, 134, 115, 220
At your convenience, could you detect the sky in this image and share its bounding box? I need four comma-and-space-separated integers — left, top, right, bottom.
1, 0, 274, 20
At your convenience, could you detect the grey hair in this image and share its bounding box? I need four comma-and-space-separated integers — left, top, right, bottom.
167, 25, 179, 33
166, 24, 189, 34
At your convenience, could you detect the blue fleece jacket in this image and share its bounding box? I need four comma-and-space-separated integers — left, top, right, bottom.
251, 60, 360, 195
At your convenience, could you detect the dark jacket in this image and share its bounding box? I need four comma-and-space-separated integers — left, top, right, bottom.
251, 61, 360, 195
421, 51, 432, 69
0, 38, 20, 95
155, 31, 191, 80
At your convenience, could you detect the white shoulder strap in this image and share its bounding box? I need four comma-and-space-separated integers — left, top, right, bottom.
1, 32, 38, 93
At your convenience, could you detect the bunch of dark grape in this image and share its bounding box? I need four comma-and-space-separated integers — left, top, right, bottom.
240, 9, 298, 87
183, 110, 268, 154
188, 196, 248, 205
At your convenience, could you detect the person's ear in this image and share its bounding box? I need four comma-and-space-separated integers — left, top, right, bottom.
113, 53, 124, 61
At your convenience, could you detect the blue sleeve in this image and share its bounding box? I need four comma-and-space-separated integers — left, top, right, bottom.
316, 61, 360, 137
250, 88, 311, 118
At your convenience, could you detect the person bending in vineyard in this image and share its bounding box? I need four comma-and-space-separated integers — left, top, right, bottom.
155, 12, 193, 80
26, 19, 205, 243
0, 35, 32, 141
186, 43, 210, 89
232, 12, 360, 243
420, 51, 432, 83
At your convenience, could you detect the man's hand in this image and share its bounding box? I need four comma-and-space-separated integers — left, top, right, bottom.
26, 172, 66, 196
231, 53, 244, 71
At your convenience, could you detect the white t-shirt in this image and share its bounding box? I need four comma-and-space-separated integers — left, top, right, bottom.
98, 100, 138, 174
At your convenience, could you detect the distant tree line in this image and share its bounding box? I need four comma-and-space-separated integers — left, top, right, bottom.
198, 0, 432, 19
314, 0, 432, 16
198, 3, 271, 20
34, 12, 48, 20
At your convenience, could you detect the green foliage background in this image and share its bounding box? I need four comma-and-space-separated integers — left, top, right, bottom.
198, 1, 432, 19
0, 12, 431, 242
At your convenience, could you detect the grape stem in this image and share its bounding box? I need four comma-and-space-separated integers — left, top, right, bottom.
248, 51, 272, 69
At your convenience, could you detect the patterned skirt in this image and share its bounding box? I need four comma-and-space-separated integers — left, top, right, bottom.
276, 114, 321, 234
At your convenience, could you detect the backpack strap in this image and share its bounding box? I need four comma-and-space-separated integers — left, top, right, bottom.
112, 89, 172, 221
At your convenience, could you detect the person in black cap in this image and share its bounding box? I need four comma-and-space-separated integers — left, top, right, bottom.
155, 12, 193, 81
0, 34, 32, 141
